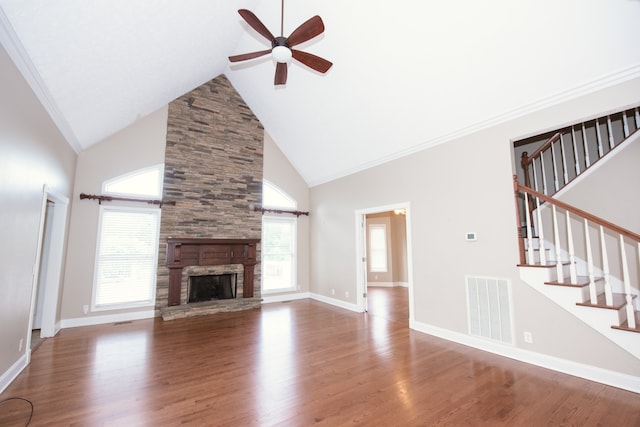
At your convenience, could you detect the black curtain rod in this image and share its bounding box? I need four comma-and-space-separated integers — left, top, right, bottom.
80, 193, 176, 207
254, 206, 309, 217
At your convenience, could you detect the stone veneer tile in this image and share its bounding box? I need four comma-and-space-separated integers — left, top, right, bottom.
156, 75, 263, 317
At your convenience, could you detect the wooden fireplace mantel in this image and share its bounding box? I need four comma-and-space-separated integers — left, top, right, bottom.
165, 238, 260, 306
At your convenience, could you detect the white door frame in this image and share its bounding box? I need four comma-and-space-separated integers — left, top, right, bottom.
29, 184, 69, 347
354, 202, 414, 324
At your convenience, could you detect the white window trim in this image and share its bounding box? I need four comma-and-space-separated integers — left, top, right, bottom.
91, 205, 160, 312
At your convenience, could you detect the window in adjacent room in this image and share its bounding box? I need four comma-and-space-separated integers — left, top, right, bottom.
262, 181, 297, 293
92, 165, 163, 310
368, 223, 388, 273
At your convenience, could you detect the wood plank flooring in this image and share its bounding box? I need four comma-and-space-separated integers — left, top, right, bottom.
2, 288, 639, 426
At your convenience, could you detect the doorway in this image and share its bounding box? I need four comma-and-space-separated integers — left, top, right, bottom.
29, 185, 69, 353
355, 203, 414, 325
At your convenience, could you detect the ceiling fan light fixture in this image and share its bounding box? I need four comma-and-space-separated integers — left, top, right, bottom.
228, 5, 332, 85
272, 45, 292, 63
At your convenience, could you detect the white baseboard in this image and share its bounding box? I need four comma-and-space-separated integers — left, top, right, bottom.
262, 292, 311, 304
411, 319, 640, 394
60, 310, 156, 329
0, 352, 29, 394
367, 282, 394, 287
310, 293, 361, 312
367, 282, 408, 288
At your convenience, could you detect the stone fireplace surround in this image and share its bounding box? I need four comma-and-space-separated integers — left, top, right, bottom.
155, 75, 264, 321
160, 238, 261, 320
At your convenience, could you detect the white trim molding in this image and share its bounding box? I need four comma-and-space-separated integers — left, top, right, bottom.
0, 353, 29, 394
310, 293, 360, 313
262, 292, 311, 304
411, 319, 640, 394
60, 310, 156, 329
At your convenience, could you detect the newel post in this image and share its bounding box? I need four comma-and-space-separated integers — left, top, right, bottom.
520, 151, 531, 189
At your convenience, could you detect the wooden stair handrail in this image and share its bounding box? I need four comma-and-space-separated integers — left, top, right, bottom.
513, 176, 640, 242
521, 132, 561, 168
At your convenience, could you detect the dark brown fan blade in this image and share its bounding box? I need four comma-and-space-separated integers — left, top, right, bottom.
229, 49, 272, 62
275, 62, 288, 85
291, 50, 333, 73
238, 9, 276, 43
287, 15, 325, 47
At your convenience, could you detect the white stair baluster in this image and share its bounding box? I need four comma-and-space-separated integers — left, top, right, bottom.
524, 193, 535, 264
566, 210, 578, 284
559, 132, 569, 186
595, 118, 604, 158
531, 158, 540, 193
635, 107, 640, 130
536, 196, 546, 265
620, 235, 635, 328
550, 139, 560, 192
606, 116, 615, 149
552, 205, 563, 281
571, 126, 581, 174
540, 152, 549, 195
622, 111, 630, 138
585, 219, 597, 304
581, 123, 591, 168
600, 226, 612, 306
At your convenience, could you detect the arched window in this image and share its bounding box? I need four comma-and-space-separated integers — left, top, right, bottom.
262, 181, 297, 293
93, 165, 163, 310
102, 164, 163, 198
263, 180, 296, 209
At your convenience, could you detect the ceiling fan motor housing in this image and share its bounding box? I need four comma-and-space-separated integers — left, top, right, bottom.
272, 36, 292, 63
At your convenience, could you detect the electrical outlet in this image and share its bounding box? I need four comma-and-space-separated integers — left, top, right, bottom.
83, 304, 89, 315
331, 289, 335, 296
524, 331, 533, 344
19, 338, 24, 352
345, 291, 349, 298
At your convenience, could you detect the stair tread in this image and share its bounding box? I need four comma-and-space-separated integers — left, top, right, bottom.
576, 293, 634, 310
517, 261, 571, 268
545, 276, 603, 288
612, 311, 640, 334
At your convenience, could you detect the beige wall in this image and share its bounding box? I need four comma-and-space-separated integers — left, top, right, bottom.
263, 132, 310, 294
0, 44, 76, 381
61, 107, 168, 320
390, 213, 408, 283
309, 76, 640, 376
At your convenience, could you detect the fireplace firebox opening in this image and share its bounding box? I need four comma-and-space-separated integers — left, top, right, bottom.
188, 273, 237, 303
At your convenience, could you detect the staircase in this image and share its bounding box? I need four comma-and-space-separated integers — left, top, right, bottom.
513, 105, 640, 359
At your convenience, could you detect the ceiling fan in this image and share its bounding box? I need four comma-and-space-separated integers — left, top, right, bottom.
228, 0, 333, 85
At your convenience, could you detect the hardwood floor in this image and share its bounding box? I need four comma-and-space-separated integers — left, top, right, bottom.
2, 289, 639, 426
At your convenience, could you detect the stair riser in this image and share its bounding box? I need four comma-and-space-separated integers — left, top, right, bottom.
575, 305, 626, 326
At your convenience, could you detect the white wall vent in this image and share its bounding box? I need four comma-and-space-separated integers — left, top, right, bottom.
466, 276, 513, 344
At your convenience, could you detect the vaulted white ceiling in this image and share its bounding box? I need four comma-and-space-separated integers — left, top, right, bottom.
1, 0, 639, 186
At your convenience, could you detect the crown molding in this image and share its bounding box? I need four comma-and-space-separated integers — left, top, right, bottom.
309, 64, 640, 187
0, 6, 81, 153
